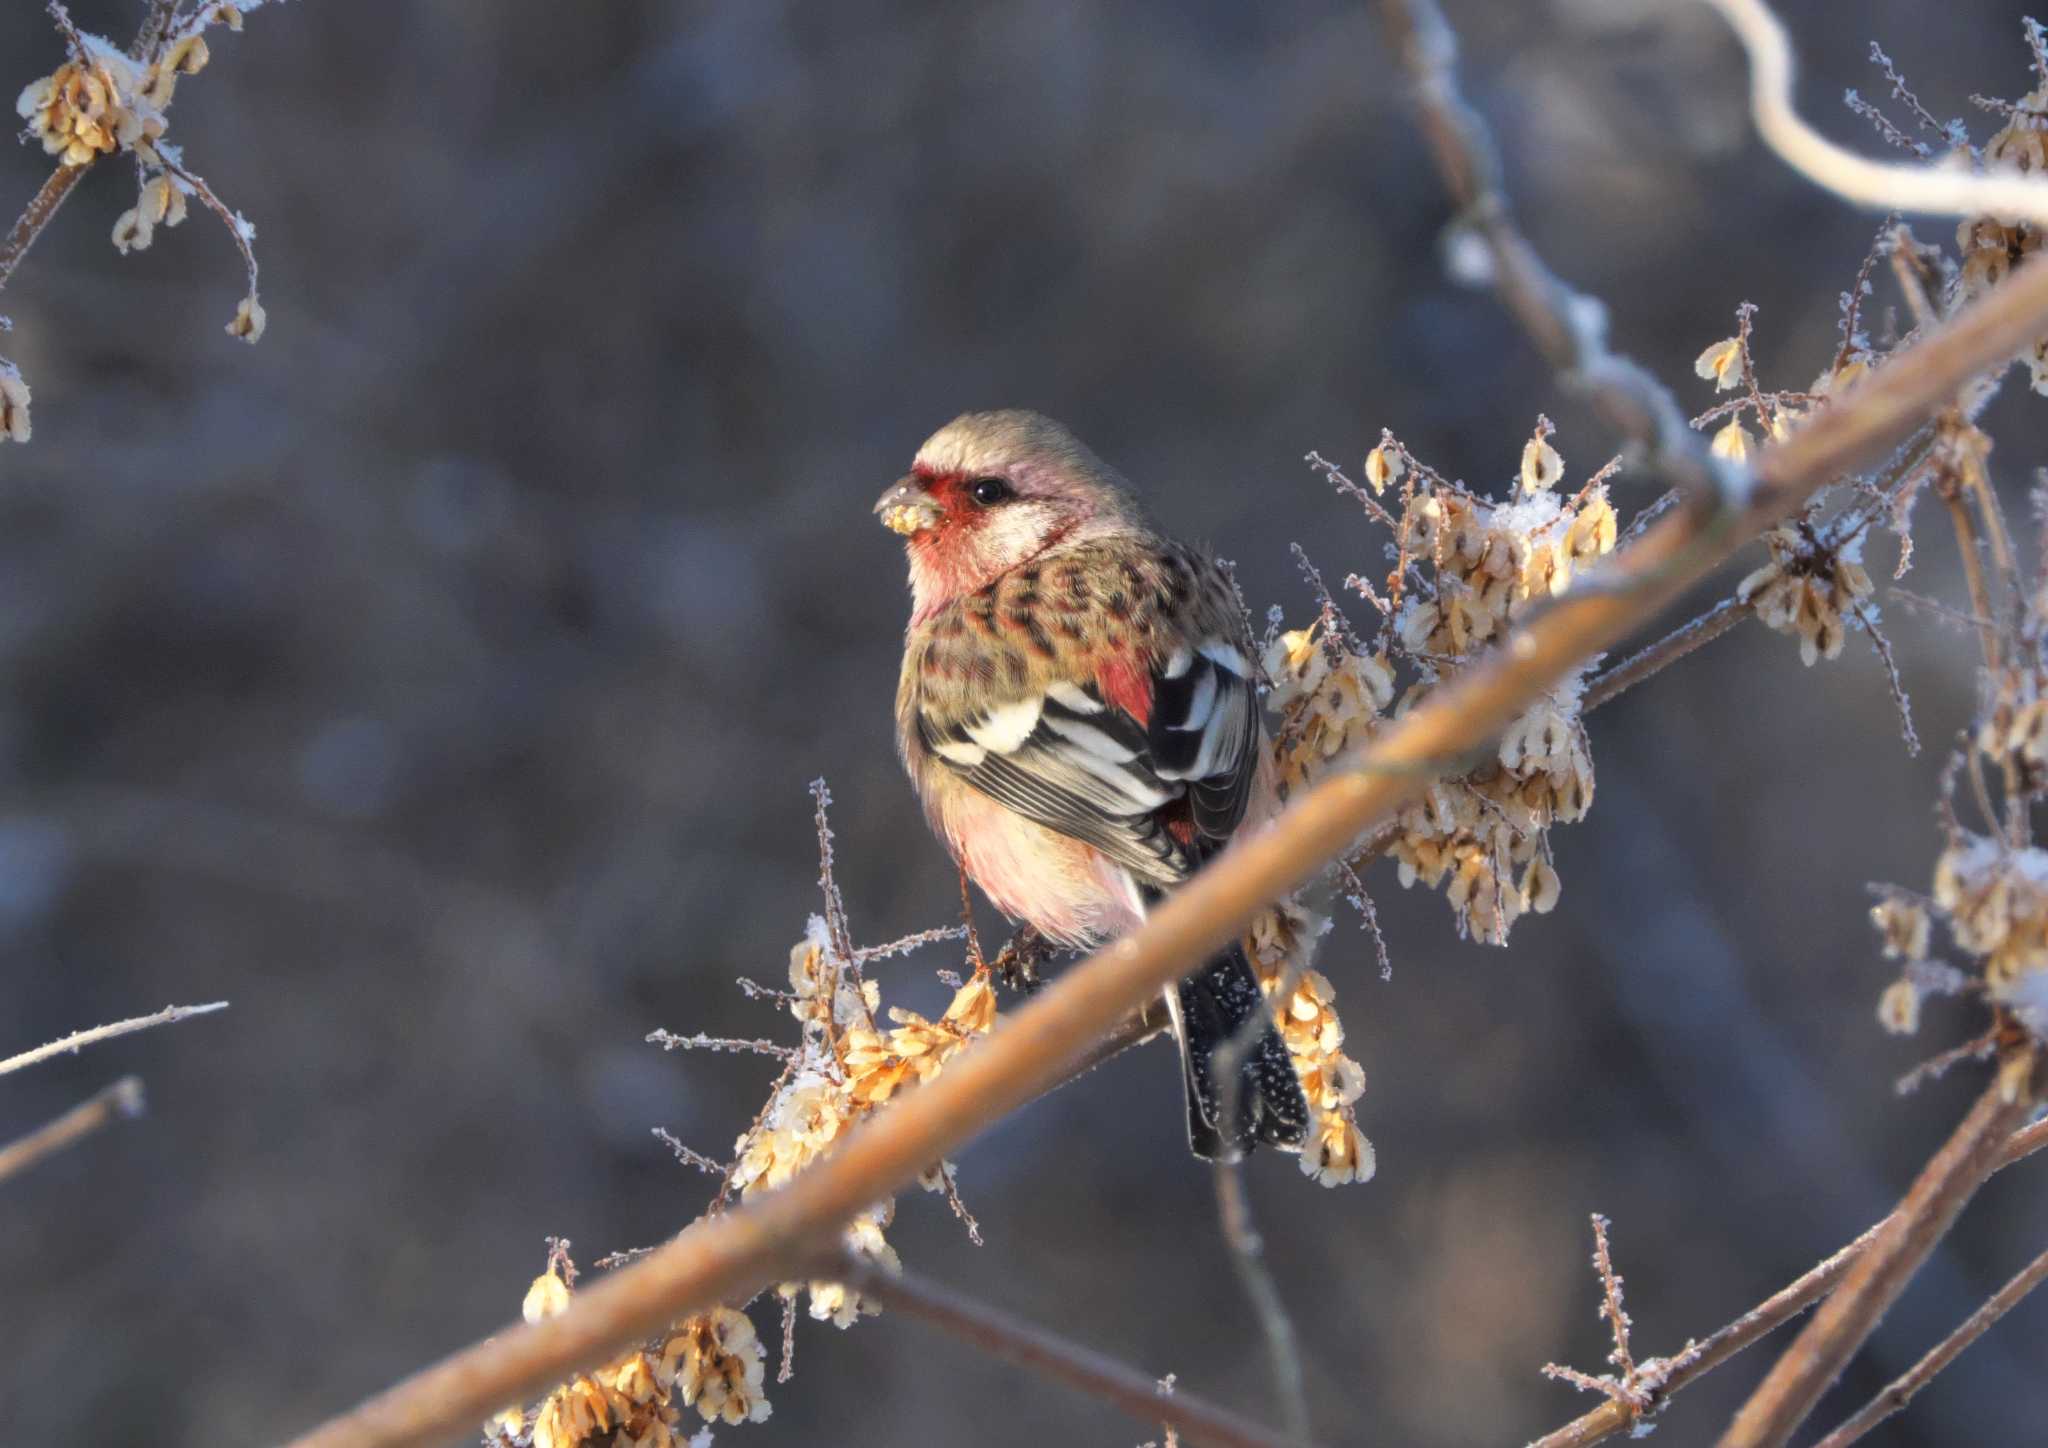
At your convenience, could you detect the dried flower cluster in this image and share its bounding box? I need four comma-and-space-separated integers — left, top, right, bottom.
1960, 46, 2048, 389
1245, 897, 1373, 1187
1867, 460, 2048, 1046
4, 2, 276, 445
1283, 421, 1611, 946
490, 1248, 750, 1447
1848, 19, 2048, 392
17, 39, 151, 167
1870, 837, 2048, 1040
1736, 523, 1875, 666
503, 789, 999, 1444
1688, 301, 1901, 683
727, 916, 992, 1324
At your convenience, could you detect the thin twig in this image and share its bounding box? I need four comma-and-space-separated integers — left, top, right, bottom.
1206, 946, 1313, 1447
1214, 1157, 1311, 1444
150, 149, 261, 303
0, 1076, 146, 1186
929, 1158, 983, 1246
1850, 600, 1919, 756
837, 1258, 1314, 1448
1591, 1215, 1637, 1383
1031, 998, 1174, 1099
643, 1029, 795, 1060
0, 164, 93, 302
1582, 599, 1751, 713
275, 206, 2048, 1448
855, 924, 969, 964
0, 1001, 229, 1078
1531, 1113, 2048, 1448
1717, 1050, 2042, 1448
1811, 1241, 2048, 1448
651, 1128, 725, 1178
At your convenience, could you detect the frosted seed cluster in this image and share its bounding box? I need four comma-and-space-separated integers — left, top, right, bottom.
1245, 898, 1373, 1187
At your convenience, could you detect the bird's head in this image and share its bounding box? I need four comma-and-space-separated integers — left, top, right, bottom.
876, 410, 1143, 620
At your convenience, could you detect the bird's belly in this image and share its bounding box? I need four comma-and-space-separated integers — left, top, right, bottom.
934, 785, 1144, 948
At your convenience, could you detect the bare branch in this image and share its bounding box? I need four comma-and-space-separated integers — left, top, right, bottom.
276, 227, 2048, 1448
1532, 1114, 2048, 1448
1811, 1242, 2048, 1448
838, 1259, 1314, 1448
0, 1076, 146, 1186
0, 1001, 229, 1079
1583, 599, 1751, 713
1214, 1151, 1310, 1444
1850, 600, 1919, 756
651, 1128, 725, 1178
1717, 1050, 2043, 1448
854, 924, 969, 964
643, 1029, 795, 1061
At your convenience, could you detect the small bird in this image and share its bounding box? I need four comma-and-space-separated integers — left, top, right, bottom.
877, 409, 1309, 1159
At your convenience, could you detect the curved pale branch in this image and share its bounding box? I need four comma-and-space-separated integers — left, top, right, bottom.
1705, 0, 2048, 225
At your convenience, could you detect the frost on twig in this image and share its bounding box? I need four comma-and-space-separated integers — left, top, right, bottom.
1538, 1214, 1702, 1436
0, 999, 228, 1078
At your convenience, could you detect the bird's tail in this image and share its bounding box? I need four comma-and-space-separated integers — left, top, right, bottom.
1169, 942, 1311, 1161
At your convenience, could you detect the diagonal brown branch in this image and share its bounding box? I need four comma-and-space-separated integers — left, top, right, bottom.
0, 1076, 145, 1186
1717, 1050, 2043, 1448
1810, 1240, 2048, 1448
1530, 1115, 2048, 1448
838, 1258, 1314, 1448
276, 234, 2048, 1448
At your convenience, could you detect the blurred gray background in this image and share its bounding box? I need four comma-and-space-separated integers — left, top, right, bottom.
4, 2, 2045, 1444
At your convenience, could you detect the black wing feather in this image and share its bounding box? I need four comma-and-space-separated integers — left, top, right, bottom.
920, 642, 1261, 885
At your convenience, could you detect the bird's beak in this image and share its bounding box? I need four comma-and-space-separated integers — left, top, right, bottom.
874, 475, 941, 536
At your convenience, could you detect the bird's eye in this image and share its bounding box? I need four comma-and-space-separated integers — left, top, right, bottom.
966, 476, 1014, 506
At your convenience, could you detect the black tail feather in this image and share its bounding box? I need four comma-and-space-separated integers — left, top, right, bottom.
1172, 943, 1310, 1160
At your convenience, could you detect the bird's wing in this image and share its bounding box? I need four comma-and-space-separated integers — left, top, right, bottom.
917, 638, 1262, 888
